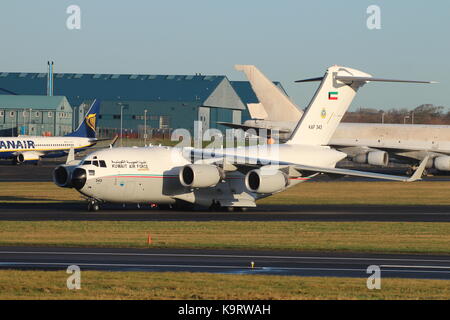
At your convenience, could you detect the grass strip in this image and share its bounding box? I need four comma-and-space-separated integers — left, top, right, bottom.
0, 270, 448, 300
0, 221, 449, 254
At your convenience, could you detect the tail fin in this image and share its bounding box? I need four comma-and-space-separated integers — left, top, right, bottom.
66, 99, 100, 138
235, 65, 302, 121
288, 66, 435, 146
246, 103, 268, 119
287, 66, 372, 145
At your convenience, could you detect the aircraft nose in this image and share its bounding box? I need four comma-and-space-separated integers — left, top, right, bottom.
71, 168, 87, 190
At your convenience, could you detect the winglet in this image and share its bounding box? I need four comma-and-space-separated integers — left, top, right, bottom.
407, 156, 429, 182
109, 134, 119, 148
66, 147, 75, 164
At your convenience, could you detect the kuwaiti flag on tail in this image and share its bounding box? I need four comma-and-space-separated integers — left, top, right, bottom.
328, 91, 338, 100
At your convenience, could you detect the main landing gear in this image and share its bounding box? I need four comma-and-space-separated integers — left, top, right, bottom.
87, 199, 101, 212
209, 201, 249, 212
406, 166, 429, 177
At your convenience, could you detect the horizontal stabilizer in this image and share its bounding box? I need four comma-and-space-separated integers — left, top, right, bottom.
335, 76, 437, 84
296, 76, 436, 84
217, 122, 291, 134
295, 77, 324, 83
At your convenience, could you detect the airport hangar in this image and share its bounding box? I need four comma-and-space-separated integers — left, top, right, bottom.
0, 95, 73, 137
0, 71, 287, 138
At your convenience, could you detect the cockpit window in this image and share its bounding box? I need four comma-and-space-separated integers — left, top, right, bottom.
83, 160, 92, 165
99, 160, 107, 168
92, 160, 99, 167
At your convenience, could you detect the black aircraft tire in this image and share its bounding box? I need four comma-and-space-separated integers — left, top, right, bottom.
87, 200, 100, 212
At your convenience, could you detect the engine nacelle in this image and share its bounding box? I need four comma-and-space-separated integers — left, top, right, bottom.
245, 169, 288, 194
353, 151, 388, 166
434, 156, 450, 171
53, 164, 79, 188
16, 152, 41, 163
179, 164, 223, 188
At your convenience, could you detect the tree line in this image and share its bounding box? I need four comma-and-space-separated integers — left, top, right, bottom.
342, 104, 450, 124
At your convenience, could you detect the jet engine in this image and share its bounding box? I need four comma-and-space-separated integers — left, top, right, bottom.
53, 164, 79, 188
245, 169, 288, 194
179, 164, 224, 188
353, 151, 388, 166
434, 156, 450, 171
15, 151, 41, 163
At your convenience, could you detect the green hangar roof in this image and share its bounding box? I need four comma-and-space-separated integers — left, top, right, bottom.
0, 72, 246, 110
0, 95, 70, 110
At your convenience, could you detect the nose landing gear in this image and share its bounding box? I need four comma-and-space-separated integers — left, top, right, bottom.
87, 199, 101, 212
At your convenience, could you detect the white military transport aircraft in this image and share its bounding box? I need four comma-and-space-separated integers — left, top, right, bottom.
53, 66, 428, 211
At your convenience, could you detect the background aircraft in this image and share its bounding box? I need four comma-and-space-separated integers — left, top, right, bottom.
0, 100, 101, 164
220, 65, 443, 173
53, 66, 427, 211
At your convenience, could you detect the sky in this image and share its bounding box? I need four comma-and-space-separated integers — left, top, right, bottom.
0, 0, 449, 111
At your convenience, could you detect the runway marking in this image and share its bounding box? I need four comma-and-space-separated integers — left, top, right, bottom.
381, 264, 450, 270
0, 250, 449, 264
0, 262, 449, 275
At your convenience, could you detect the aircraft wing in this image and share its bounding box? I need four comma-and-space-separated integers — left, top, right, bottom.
292, 158, 428, 182
12, 150, 44, 156
83, 135, 119, 150
90, 137, 117, 142
394, 150, 449, 161
187, 148, 428, 182
333, 146, 379, 158
334, 145, 448, 164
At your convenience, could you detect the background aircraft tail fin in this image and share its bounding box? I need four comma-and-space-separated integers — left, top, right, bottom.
66, 99, 100, 138
235, 65, 302, 121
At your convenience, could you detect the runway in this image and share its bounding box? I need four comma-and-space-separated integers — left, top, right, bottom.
0, 160, 60, 182
0, 246, 449, 280
0, 202, 450, 222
